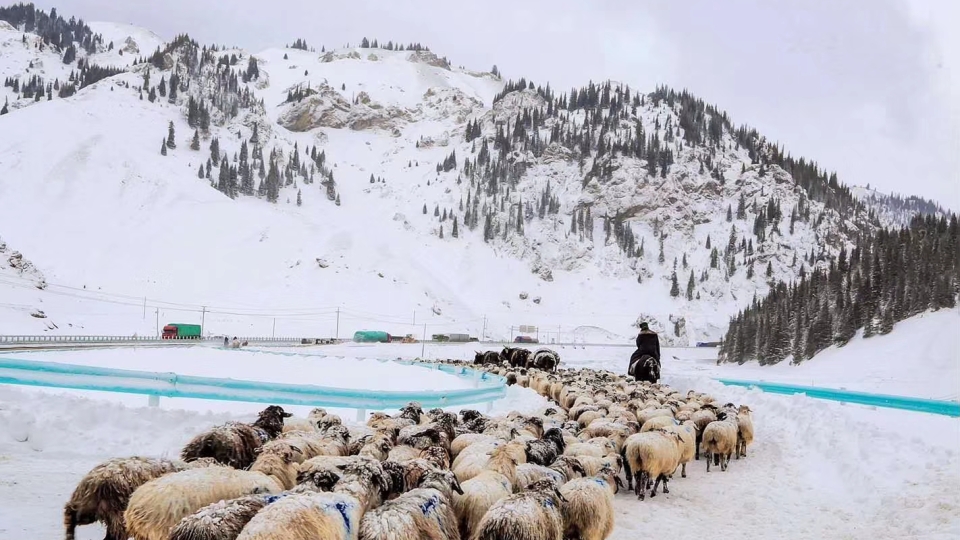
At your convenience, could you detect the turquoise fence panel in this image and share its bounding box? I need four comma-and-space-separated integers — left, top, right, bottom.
715, 378, 960, 417
0, 356, 506, 410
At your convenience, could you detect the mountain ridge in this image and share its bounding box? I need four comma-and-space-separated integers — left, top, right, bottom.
0, 4, 949, 344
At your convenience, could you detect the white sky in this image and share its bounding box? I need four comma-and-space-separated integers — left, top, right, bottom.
39, 0, 960, 209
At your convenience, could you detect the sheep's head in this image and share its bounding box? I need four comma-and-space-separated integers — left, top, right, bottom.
460, 409, 482, 423
307, 407, 327, 420
597, 464, 622, 494
298, 468, 341, 491
543, 407, 557, 417
340, 460, 390, 503
420, 469, 463, 496
379, 460, 407, 497
474, 352, 485, 364
316, 415, 343, 432
400, 402, 423, 423
525, 478, 567, 504
256, 405, 293, 436
419, 445, 451, 469
738, 405, 752, 414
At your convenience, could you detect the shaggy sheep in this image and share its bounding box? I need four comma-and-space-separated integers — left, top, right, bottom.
235, 459, 390, 540
575, 454, 623, 477
450, 433, 496, 458
452, 445, 520, 538
524, 428, 566, 466
123, 449, 299, 540
700, 413, 739, 472
662, 420, 697, 478
559, 465, 620, 540
258, 425, 349, 463
398, 414, 455, 450
736, 405, 754, 458
471, 479, 567, 540
355, 433, 394, 461
622, 429, 684, 500
358, 469, 463, 540
419, 445, 452, 470
500, 346, 532, 368
640, 415, 677, 433
63, 456, 218, 540
181, 405, 292, 469
169, 494, 276, 540
690, 405, 718, 460
451, 439, 525, 484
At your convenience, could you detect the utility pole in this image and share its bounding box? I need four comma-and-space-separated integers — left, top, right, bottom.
420, 323, 427, 358
335, 307, 340, 340
558, 324, 561, 344
272, 318, 276, 338
481, 316, 487, 342
413, 310, 416, 326
155, 308, 159, 337
142, 297, 146, 319
200, 306, 207, 336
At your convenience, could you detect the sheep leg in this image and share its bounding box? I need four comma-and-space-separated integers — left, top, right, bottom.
681, 462, 687, 478
650, 475, 660, 497
695, 439, 700, 460
635, 471, 645, 500
736, 436, 743, 459
706, 452, 712, 472
622, 450, 632, 490
661, 474, 670, 494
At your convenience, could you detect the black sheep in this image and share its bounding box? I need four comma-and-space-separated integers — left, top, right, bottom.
524, 427, 566, 466
180, 405, 291, 469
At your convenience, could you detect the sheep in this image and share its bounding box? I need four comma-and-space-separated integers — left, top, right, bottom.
63, 456, 219, 540
515, 455, 585, 488
635, 407, 675, 428
282, 408, 327, 433
387, 444, 425, 463
123, 449, 300, 540
473, 351, 500, 365
358, 469, 463, 540
524, 427, 566, 466
662, 420, 697, 478
736, 405, 754, 458
559, 465, 620, 540
452, 445, 520, 538
259, 425, 349, 463
419, 445, 452, 470
640, 415, 677, 433
471, 479, 566, 540
450, 433, 496, 458
622, 429, 684, 500
235, 459, 390, 540
357, 433, 394, 461
180, 405, 292, 469
452, 440, 525, 484
575, 454, 623, 477
700, 413, 739, 472
690, 405, 718, 460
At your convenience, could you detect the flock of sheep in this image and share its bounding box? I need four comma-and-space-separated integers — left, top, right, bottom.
63, 357, 755, 540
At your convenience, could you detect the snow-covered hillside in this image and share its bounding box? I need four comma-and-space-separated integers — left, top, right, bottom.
851, 185, 948, 228
0, 7, 945, 345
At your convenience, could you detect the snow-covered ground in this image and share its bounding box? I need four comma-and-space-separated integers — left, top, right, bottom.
1, 323, 958, 539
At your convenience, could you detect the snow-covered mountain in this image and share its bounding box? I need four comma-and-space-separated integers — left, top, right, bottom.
0, 6, 940, 344
850, 186, 947, 229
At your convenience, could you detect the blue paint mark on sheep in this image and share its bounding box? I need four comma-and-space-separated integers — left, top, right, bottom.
335, 501, 352, 533
594, 478, 607, 487
542, 498, 554, 508
420, 495, 440, 515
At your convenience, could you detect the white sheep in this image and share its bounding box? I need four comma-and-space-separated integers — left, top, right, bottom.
700, 414, 739, 472
452, 440, 525, 484
63, 456, 219, 540
575, 453, 623, 477
736, 405, 754, 458
559, 465, 620, 540
236, 460, 390, 540
452, 444, 519, 538
123, 450, 298, 540
358, 469, 463, 540
623, 429, 684, 500
471, 479, 566, 540
662, 420, 697, 478
640, 415, 677, 433
690, 406, 718, 460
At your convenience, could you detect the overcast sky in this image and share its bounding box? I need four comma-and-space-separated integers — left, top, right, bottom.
40, 0, 959, 209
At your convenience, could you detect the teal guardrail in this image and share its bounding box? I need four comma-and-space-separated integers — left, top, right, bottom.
0, 356, 506, 410
715, 378, 960, 417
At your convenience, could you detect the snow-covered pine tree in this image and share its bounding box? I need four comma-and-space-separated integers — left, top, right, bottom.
452, 216, 459, 238
686, 270, 695, 300
297, 189, 302, 206
160, 139, 166, 156
190, 130, 200, 151
670, 271, 680, 297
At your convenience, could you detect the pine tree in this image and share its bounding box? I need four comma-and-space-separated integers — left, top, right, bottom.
0, 98, 7, 115
439, 225, 444, 239
434, 205, 440, 217
452, 216, 459, 238
766, 261, 773, 278
686, 270, 695, 300
210, 138, 220, 164
705, 235, 711, 249
483, 213, 493, 242
670, 271, 680, 297
682, 253, 688, 269
160, 139, 166, 156
190, 130, 200, 151
658, 238, 665, 264
422, 203, 428, 215
165, 122, 176, 149
726, 205, 732, 222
